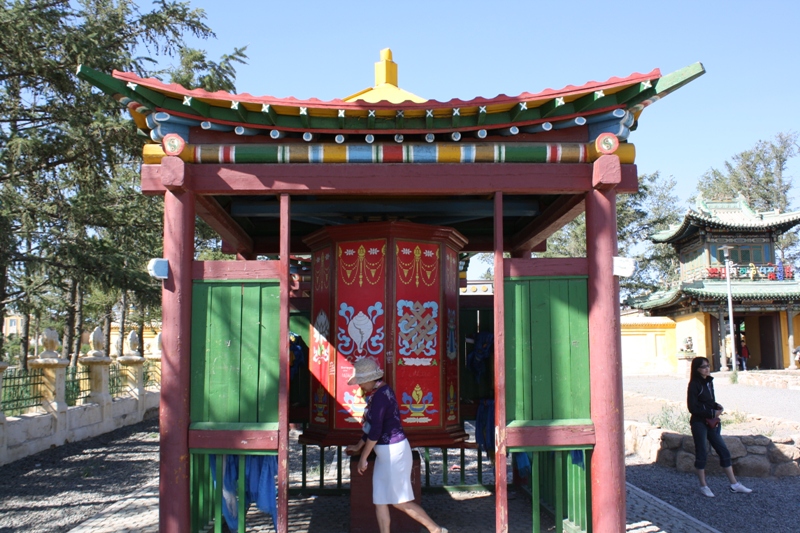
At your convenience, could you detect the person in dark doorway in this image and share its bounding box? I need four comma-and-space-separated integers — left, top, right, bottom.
345, 358, 447, 533
687, 357, 753, 497
739, 337, 750, 371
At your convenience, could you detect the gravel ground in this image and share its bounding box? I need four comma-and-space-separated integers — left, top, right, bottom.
626, 460, 800, 533
0, 417, 159, 533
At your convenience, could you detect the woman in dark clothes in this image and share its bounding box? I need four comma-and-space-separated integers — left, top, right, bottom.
345, 358, 447, 533
687, 356, 752, 497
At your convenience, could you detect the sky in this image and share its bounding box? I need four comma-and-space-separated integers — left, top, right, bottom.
167, 0, 800, 275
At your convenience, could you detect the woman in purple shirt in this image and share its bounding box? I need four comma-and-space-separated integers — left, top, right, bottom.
346, 358, 447, 533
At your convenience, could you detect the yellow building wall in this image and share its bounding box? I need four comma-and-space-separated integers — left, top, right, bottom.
620, 316, 677, 375
675, 312, 708, 358
778, 310, 799, 368
109, 324, 161, 356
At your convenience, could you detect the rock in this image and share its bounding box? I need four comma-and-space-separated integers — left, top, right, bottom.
676, 450, 696, 472
792, 434, 800, 446
772, 461, 800, 477
746, 445, 768, 455
682, 436, 696, 454
662, 432, 683, 449
734, 454, 771, 477
772, 436, 794, 445
656, 448, 677, 468
741, 435, 772, 446
723, 436, 747, 459
768, 443, 800, 462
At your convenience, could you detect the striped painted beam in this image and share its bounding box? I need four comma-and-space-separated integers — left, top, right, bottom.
145, 141, 635, 165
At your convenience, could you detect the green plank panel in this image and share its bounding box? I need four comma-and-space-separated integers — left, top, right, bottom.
554, 451, 564, 533
207, 284, 244, 423
214, 454, 223, 533
529, 280, 553, 421
191, 284, 211, 423
550, 280, 572, 420
531, 452, 541, 533
568, 280, 590, 419
503, 281, 524, 422
239, 284, 262, 423
237, 455, 246, 533
257, 283, 281, 423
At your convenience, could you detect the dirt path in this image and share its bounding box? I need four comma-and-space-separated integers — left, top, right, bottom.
624, 391, 800, 439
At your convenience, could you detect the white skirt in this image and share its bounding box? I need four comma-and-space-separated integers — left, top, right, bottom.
372, 439, 414, 505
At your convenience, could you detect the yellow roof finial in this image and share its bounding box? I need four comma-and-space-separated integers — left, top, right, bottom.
342, 49, 426, 103
375, 48, 398, 86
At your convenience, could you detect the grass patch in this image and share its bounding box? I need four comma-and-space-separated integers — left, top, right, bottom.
729, 369, 739, 384
647, 405, 690, 434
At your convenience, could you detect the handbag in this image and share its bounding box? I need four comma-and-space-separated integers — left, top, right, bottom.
704, 417, 720, 429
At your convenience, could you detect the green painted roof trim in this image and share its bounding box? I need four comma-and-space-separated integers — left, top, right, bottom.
628, 281, 800, 309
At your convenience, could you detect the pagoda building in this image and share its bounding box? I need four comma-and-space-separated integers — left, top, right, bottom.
628, 193, 800, 371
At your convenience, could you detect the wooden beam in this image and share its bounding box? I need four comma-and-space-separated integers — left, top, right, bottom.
510, 195, 586, 253
505, 424, 596, 448
504, 258, 588, 278
493, 192, 508, 533
194, 195, 254, 255
188, 430, 279, 450
143, 162, 640, 196
192, 260, 280, 280
277, 194, 290, 533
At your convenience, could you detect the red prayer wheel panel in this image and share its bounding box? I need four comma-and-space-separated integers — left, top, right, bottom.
300, 221, 467, 447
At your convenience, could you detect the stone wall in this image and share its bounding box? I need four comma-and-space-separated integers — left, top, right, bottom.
625, 421, 800, 477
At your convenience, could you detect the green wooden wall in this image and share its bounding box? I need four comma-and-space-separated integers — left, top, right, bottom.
190, 281, 281, 424
504, 277, 590, 425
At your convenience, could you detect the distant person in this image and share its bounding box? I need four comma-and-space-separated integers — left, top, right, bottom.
739, 338, 750, 371
687, 357, 752, 497
345, 358, 448, 533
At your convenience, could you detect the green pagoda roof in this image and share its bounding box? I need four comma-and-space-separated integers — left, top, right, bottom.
628, 280, 800, 310
652, 193, 800, 244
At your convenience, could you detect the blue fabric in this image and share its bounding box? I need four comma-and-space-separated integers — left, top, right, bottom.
513, 452, 531, 479
289, 332, 306, 381
570, 449, 585, 470
209, 454, 278, 531
690, 419, 732, 469
467, 332, 493, 384
475, 399, 495, 453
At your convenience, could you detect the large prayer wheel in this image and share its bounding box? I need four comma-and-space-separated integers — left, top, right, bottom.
299, 221, 468, 447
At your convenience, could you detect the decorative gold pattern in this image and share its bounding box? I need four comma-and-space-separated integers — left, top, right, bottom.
314, 250, 331, 291
339, 243, 385, 287
397, 244, 439, 287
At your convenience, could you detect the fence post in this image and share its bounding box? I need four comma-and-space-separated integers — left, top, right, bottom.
118, 330, 145, 421
0, 361, 8, 464
80, 326, 113, 431
28, 328, 70, 447
144, 331, 162, 386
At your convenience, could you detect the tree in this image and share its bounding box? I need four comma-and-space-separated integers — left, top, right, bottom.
695, 132, 799, 261
0, 0, 243, 361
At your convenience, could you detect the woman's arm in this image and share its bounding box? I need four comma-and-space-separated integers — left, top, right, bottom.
357, 438, 378, 475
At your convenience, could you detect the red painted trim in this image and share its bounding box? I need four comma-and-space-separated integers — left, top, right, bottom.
592, 154, 622, 190
505, 425, 596, 448
142, 163, 640, 196
192, 260, 281, 280
586, 174, 625, 532
504, 258, 588, 278
188, 430, 279, 450
277, 194, 290, 533
159, 159, 194, 533
493, 192, 508, 533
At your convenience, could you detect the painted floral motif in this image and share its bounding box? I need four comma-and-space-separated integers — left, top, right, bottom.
313, 386, 329, 423
339, 386, 367, 423
447, 382, 457, 421
400, 384, 437, 423
397, 300, 438, 365
337, 302, 384, 358
446, 308, 457, 360
312, 310, 330, 364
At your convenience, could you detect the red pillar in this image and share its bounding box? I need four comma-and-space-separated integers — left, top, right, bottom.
493, 192, 509, 533
159, 157, 194, 533
586, 156, 625, 533
277, 194, 290, 533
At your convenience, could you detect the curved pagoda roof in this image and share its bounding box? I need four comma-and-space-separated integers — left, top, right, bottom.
77, 49, 704, 142
627, 280, 800, 311
652, 193, 800, 244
